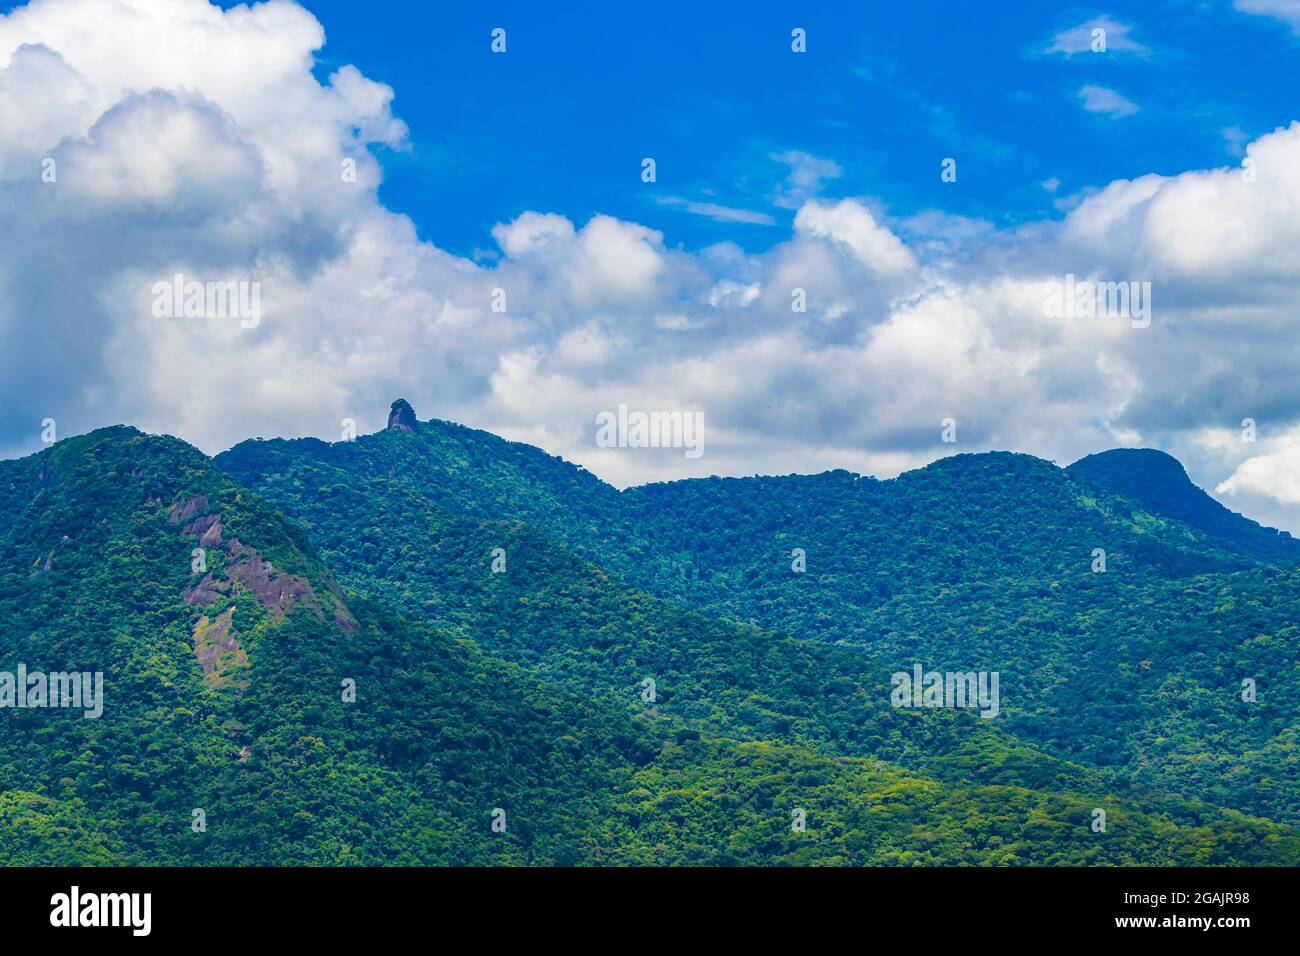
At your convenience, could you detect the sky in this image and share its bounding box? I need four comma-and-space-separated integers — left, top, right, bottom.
294, 0, 1300, 258
3, 0, 1300, 531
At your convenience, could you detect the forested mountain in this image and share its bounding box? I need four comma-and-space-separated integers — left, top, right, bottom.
1067, 448, 1300, 561
0, 427, 669, 864
217, 402, 1300, 835
1, 407, 1296, 865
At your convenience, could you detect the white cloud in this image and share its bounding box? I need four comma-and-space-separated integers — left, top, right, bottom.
1236, 0, 1300, 33
1044, 16, 1150, 56
1215, 426, 1300, 529
707, 280, 761, 308
1218, 433, 1300, 504
0, 43, 97, 167
1077, 84, 1140, 118
656, 196, 775, 225
792, 199, 917, 278
771, 150, 843, 209
564, 215, 668, 306
491, 212, 575, 258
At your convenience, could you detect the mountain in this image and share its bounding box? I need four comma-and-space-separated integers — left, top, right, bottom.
217, 432, 1105, 797
2, 414, 1297, 864
0, 427, 662, 864
605, 453, 1300, 824
217, 405, 1300, 832
1067, 448, 1300, 561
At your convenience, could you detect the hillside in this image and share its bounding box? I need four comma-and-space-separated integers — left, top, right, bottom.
9, 426, 1284, 864
217, 435, 1116, 796
217, 403, 1300, 829
1068, 448, 1300, 560
0, 427, 657, 863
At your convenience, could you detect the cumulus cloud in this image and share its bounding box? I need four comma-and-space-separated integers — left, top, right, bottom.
562, 215, 668, 306
5, 0, 1300, 534
491, 212, 575, 258
792, 199, 917, 278
1218, 433, 1300, 504
1214, 426, 1300, 530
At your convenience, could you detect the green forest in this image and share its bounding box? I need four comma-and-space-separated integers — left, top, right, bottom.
2, 403, 1297, 865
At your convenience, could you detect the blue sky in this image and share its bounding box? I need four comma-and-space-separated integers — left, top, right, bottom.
5, 0, 1300, 533
251, 0, 1300, 257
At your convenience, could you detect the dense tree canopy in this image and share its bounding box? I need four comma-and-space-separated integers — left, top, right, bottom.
0, 419, 1295, 865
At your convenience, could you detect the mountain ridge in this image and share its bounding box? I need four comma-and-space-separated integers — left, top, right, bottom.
215, 406, 1300, 829
10, 424, 1290, 864
5, 413, 1300, 864
219, 409, 1297, 559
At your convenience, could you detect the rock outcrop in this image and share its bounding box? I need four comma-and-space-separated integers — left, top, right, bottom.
387, 398, 418, 432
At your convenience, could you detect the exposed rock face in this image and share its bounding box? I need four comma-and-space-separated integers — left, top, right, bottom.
224, 539, 314, 621
192, 606, 249, 689
173, 493, 317, 622
184, 513, 223, 547
387, 399, 418, 433
184, 571, 226, 608
169, 493, 209, 524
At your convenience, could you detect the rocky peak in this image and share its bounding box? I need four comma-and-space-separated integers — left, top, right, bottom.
387, 399, 418, 433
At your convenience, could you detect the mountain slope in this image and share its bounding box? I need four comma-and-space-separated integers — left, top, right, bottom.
13, 426, 1287, 864
1068, 448, 1300, 561
604, 453, 1300, 823
217, 408, 1300, 829
217, 428, 1108, 798
0, 427, 660, 864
